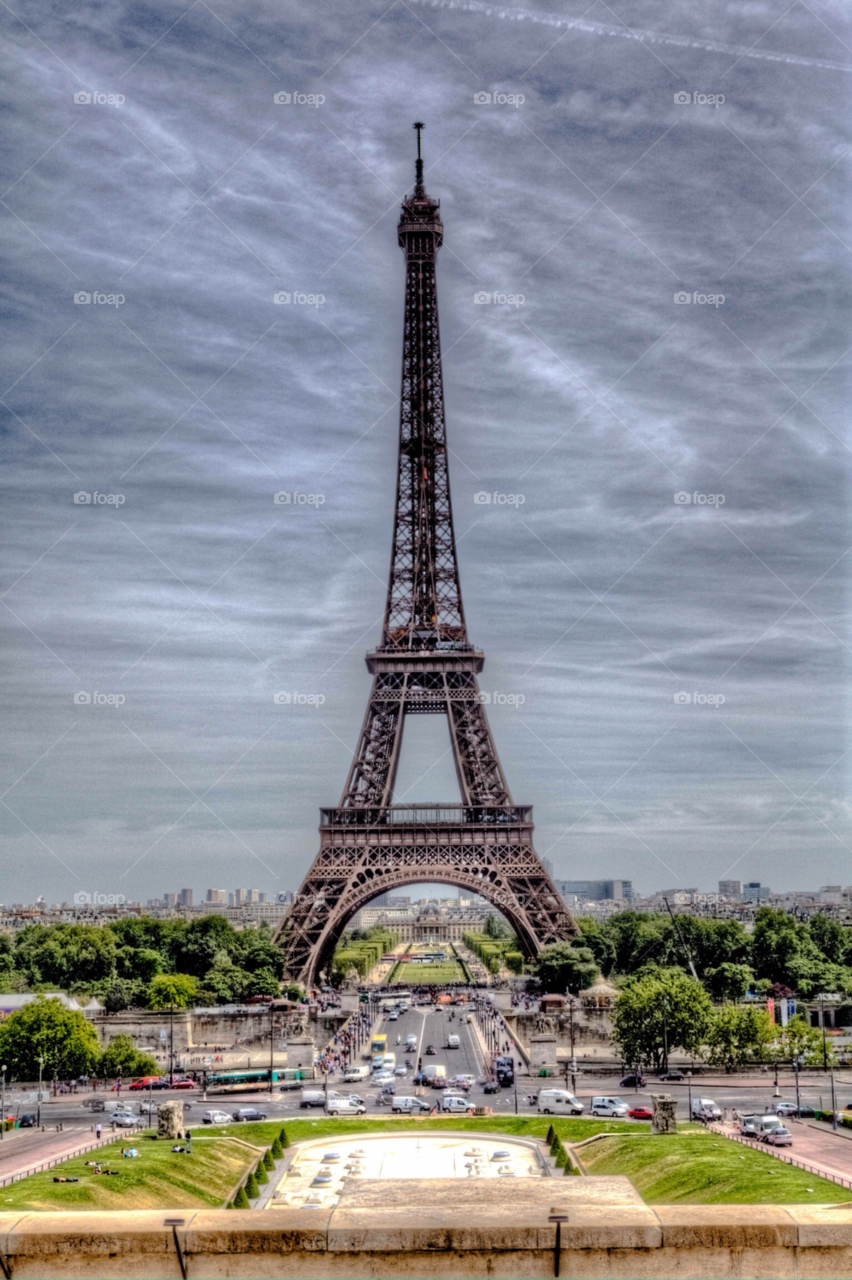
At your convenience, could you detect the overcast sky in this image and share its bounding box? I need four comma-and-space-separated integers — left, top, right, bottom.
1, 0, 850, 906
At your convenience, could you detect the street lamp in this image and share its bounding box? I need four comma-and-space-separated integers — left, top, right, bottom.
830, 1066, 838, 1132
0, 1065, 6, 1141
37, 1057, 44, 1128
686, 1071, 692, 1124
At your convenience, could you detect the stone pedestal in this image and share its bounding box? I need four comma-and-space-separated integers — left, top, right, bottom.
157, 1101, 184, 1140
529, 1033, 558, 1073
286, 1036, 314, 1072
651, 1093, 677, 1133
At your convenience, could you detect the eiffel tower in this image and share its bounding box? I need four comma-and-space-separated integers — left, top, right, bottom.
277, 124, 578, 982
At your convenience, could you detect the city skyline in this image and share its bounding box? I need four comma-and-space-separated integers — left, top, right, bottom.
1, 2, 849, 903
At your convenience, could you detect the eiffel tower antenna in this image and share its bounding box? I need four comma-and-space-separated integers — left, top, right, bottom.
276, 125, 578, 983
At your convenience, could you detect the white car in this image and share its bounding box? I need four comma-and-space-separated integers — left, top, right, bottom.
441, 1095, 476, 1113
202, 1109, 233, 1125
394, 1066, 408, 1077
327, 1098, 366, 1115
590, 1096, 629, 1118
372, 1072, 395, 1085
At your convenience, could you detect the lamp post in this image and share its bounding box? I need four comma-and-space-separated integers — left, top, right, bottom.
37, 1057, 44, 1128
0, 1065, 6, 1140
687, 1071, 693, 1124
820, 993, 828, 1072
830, 1067, 838, 1132
794, 1057, 801, 1117
269, 1006, 275, 1098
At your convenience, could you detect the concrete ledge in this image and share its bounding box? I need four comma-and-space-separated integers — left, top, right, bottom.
3, 1199, 852, 1278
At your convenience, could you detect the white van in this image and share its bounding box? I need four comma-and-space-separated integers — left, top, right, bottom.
590, 1096, 629, 1118
327, 1097, 366, 1115
691, 1098, 722, 1122
299, 1090, 327, 1109
343, 1065, 370, 1083
537, 1089, 584, 1116
405, 1034, 417, 1051
383, 1053, 396, 1070
447, 1034, 460, 1049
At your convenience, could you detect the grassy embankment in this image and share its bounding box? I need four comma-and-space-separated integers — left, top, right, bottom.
2, 1116, 847, 1212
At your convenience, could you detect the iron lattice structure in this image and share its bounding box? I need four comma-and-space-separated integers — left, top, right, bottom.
277, 126, 577, 982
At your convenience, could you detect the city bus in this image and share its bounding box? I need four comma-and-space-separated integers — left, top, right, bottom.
371, 1032, 387, 1056
206, 1068, 308, 1094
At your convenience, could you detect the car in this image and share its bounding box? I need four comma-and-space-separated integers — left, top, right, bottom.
764, 1126, 793, 1146
425, 1045, 437, 1055
202, 1110, 233, 1125
372, 1072, 395, 1086
591, 1097, 629, 1118
431, 1077, 448, 1089
327, 1098, 366, 1115
128, 1077, 160, 1091
110, 1112, 139, 1127
17, 1114, 36, 1127
441, 1095, 476, 1113
446, 1077, 470, 1091
772, 1102, 799, 1117
483, 1080, 501, 1094
170, 1079, 196, 1090
628, 1106, 654, 1120
412, 1072, 427, 1086
394, 1066, 408, 1077
82, 1098, 105, 1112
138, 1100, 160, 1115
620, 1074, 646, 1088
796, 1104, 816, 1118
232, 1108, 267, 1122
387, 1012, 398, 1021
391, 1097, 432, 1114
658, 1070, 685, 1082
739, 1115, 759, 1136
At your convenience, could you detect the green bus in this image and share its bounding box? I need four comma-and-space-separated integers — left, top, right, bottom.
206, 1067, 308, 1094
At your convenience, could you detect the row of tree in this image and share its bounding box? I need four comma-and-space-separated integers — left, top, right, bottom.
0, 998, 160, 1083
0, 917, 301, 1010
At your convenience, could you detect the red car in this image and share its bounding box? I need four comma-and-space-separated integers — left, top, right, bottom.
170, 1078, 196, 1090
128, 1077, 159, 1091
628, 1105, 653, 1120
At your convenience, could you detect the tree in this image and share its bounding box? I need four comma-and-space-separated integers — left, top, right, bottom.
0, 996, 101, 1081
776, 1013, 837, 1068
14, 924, 116, 989
703, 1004, 774, 1071
242, 967, 281, 999
705, 963, 754, 1002
99, 1034, 158, 1080
533, 942, 598, 995
146, 973, 197, 1010
611, 970, 712, 1069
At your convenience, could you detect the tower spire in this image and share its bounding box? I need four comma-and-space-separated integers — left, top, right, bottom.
413, 120, 424, 193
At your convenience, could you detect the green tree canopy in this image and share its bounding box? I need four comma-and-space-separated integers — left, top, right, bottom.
146, 972, 198, 1009
703, 1004, 774, 1070
533, 942, 598, 995
611, 969, 712, 1069
0, 996, 101, 1081
99, 1034, 157, 1080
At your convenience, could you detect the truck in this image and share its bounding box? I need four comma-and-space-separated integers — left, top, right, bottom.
422, 1064, 446, 1083
494, 1055, 515, 1085
447, 1033, 460, 1049
343, 1064, 370, 1083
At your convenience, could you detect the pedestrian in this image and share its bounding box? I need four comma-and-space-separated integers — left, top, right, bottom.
95, 1122, 102, 1140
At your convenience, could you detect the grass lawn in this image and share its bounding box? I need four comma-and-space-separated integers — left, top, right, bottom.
0, 1130, 269, 1213
580, 1132, 851, 1205
393, 961, 466, 984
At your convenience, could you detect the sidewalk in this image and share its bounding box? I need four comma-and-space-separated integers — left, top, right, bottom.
710, 1120, 852, 1190
0, 1127, 138, 1186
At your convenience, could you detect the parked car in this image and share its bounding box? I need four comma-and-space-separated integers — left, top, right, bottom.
739, 1115, 759, 1136
659, 1070, 685, 1082
392, 1097, 432, 1114
425, 1045, 437, 1055
17, 1114, 36, 1128
628, 1106, 654, 1120
772, 1102, 799, 1117
170, 1078, 196, 1090
202, 1110, 233, 1125
619, 1074, 646, 1088
327, 1098, 366, 1115
232, 1108, 267, 1122
128, 1077, 160, 1091
764, 1126, 793, 1147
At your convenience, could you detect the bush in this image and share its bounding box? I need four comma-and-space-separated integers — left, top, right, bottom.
279, 1127, 290, 1148
233, 1186, 249, 1208
245, 1172, 259, 1199
554, 1146, 568, 1168
271, 1138, 283, 1159
263, 1149, 275, 1169
565, 1163, 581, 1176
254, 1162, 268, 1185
546, 1124, 555, 1145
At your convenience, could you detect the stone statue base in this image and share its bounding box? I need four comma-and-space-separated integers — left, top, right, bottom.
651, 1093, 677, 1133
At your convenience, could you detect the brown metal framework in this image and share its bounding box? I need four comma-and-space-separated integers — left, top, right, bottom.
276, 125, 577, 982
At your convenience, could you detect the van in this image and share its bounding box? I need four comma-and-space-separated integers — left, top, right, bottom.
405, 1034, 417, 1050
753, 1115, 783, 1139
422, 1064, 446, 1082
691, 1098, 722, 1122
590, 1096, 629, 1118
343, 1065, 370, 1083
537, 1089, 584, 1116
383, 1053, 396, 1070
447, 1034, 460, 1049
392, 1096, 431, 1114
299, 1090, 327, 1109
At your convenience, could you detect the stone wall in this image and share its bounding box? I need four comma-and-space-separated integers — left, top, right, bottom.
3, 1199, 852, 1278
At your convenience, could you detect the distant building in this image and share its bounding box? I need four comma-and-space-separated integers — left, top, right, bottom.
205, 889, 227, 904
178, 888, 193, 907
718, 879, 743, 899
556, 879, 633, 903
163, 893, 177, 907
743, 882, 770, 902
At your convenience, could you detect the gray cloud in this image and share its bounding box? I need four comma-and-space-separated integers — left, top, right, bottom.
0, 0, 849, 903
